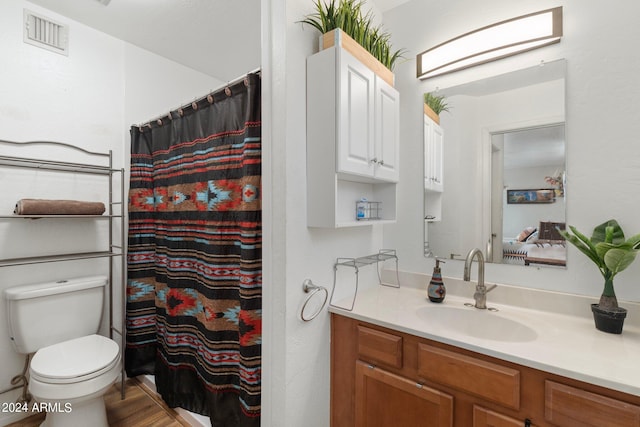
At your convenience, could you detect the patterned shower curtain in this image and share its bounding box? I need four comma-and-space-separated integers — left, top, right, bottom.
126, 73, 261, 427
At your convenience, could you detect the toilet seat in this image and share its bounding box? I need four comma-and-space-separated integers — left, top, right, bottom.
30, 334, 120, 384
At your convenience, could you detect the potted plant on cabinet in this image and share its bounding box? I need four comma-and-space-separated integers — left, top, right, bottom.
423, 92, 450, 125
560, 219, 640, 334
299, 0, 405, 86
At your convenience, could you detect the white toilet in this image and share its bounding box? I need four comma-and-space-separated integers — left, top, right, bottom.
4, 275, 122, 427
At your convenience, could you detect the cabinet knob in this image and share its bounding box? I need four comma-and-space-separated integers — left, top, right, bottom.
378, 160, 384, 166
370, 157, 378, 164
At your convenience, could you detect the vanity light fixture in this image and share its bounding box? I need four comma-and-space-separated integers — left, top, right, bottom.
417, 7, 562, 80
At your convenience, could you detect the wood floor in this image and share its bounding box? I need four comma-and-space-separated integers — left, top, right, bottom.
7, 378, 191, 427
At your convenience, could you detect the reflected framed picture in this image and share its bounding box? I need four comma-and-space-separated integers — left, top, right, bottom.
507, 189, 556, 204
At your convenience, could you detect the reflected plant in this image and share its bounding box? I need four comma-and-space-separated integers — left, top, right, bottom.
544, 170, 564, 197
423, 92, 450, 115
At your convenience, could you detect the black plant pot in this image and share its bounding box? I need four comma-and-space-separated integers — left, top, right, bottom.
591, 303, 627, 334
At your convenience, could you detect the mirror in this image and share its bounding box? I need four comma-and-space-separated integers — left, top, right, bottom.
423, 60, 566, 268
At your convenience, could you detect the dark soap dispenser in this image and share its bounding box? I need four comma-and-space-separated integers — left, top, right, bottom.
428, 259, 446, 303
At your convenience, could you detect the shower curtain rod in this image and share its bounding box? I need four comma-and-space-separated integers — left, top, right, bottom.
138, 67, 261, 129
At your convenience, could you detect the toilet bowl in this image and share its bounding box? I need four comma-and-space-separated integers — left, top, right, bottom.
29, 334, 121, 427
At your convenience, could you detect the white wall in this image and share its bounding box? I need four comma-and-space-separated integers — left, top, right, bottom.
503, 165, 566, 238
383, 0, 640, 302
0, 2, 219, 425
262, 1, 385, 426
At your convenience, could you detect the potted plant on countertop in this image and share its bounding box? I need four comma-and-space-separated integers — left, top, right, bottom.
560, 219, 640, 334
299, 0, 406, 86
423, 92, 450, 125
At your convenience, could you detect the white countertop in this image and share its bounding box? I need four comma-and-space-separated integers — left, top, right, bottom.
329, 279, 640, 397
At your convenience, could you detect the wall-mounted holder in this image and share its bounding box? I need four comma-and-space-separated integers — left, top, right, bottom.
329, 249, 400, 311
356, 200, 382, 221
300, 279, 329, 322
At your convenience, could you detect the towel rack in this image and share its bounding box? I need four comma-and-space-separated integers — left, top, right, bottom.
300, 279, 329, 322
329, 249, 400, 311
0, 139, 127, 400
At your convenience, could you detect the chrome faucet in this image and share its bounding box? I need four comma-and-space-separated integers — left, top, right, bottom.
463, 248, 496, 309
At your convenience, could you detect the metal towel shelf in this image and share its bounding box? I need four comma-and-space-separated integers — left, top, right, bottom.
329, 249, 400, 311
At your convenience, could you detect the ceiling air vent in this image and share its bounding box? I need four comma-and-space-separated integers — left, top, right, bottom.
23, 10, 69, 56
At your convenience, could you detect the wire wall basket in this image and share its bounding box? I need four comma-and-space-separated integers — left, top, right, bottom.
355, 200, 382, 221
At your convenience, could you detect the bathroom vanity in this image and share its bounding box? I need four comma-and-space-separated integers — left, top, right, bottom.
330, 283, 640, 426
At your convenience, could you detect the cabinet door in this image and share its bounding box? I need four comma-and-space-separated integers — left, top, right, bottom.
424, 115, 443, 192
545, 380, 640, 427
374, 76, 399, 182
431, 124, 443, 190
337, 49, 375, 177
355, 361, 453, 427
473, 406, 535, 427
424, 115, 433, 189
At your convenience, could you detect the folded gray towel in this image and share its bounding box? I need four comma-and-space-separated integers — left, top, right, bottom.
14, 199, 106, 215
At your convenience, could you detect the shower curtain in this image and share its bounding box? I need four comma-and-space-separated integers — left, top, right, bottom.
126, 73, 261, 427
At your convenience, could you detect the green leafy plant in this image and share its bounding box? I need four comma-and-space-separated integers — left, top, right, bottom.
560, 219, 640, 310
423, 92, 450, 115
299, 0, 406, 70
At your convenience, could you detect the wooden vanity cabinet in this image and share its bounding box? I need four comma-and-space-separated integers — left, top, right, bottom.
331, 314, 640, 427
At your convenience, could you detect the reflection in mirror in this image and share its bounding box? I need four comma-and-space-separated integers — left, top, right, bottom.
490, 125, 566, 267
423, 60, 566, 268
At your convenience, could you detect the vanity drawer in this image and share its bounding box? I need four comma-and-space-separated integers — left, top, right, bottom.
545, 380, 640, 426
357, 325, 403, 368
473, 405, 535, 427
418, 343, 520, 410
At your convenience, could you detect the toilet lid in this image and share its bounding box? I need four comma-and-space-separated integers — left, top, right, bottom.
30, 334, 120, 382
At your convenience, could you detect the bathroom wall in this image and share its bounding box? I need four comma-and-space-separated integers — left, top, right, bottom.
0, 2, 220, 425
383, 0, 640, 302
262, 0, 386, 425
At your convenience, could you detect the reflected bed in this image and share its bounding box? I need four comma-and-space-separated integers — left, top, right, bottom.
503, 222, 566, 267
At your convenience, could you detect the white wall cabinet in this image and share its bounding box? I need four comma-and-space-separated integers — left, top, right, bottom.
424, 113, 443, 192
307, 46, 399, 228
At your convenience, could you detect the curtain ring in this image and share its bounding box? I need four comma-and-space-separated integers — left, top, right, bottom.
244, 77, 249, 87
192, 101, 198, 110
156, 119, 163, 126
225, 87, 231, 97
207, 94, 214, 104
178, 108, 184, 117
167, 112, 173, 121
138, 126, 144, 133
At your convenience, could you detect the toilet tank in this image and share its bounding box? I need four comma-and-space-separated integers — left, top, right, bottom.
4, 276, 108, 354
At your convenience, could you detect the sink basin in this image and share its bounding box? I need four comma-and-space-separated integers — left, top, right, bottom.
416, 305, 538, 342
